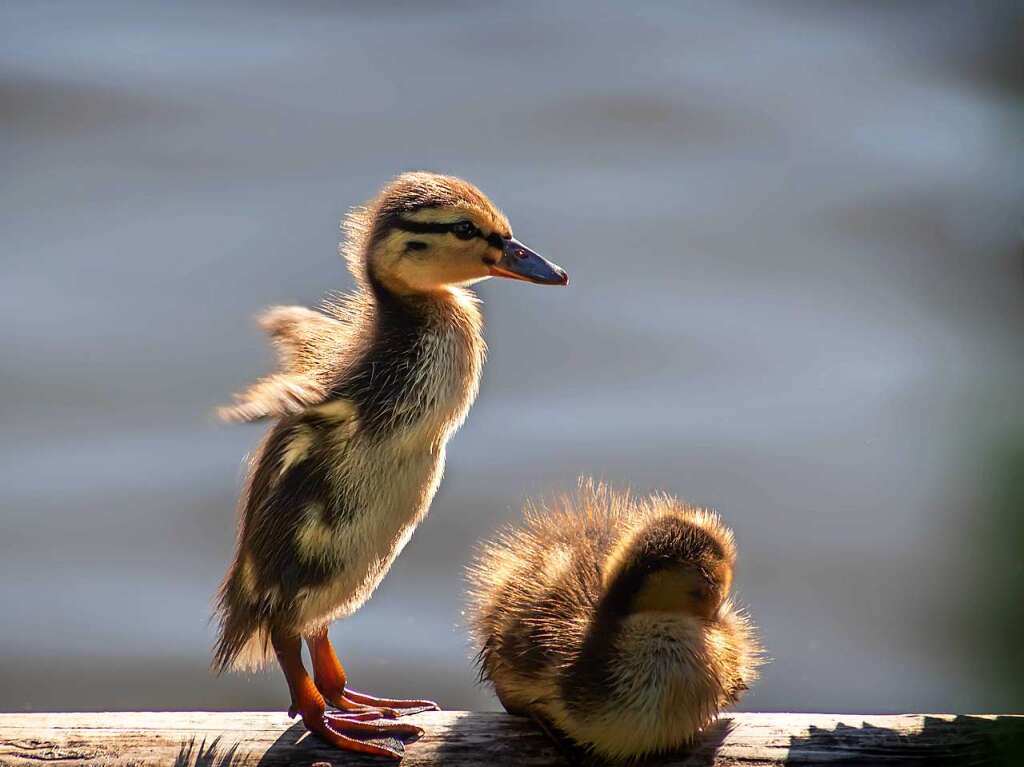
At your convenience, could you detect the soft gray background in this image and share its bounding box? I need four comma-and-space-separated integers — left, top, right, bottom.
2, 2, 1022, 715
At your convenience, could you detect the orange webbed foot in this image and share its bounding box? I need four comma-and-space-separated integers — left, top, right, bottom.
294, 707, 424, 760
323, 688, 439, 718
274, 630, 427, 759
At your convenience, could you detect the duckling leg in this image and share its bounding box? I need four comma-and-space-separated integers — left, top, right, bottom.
272, 630, 423, 759
308, 628, 440, 717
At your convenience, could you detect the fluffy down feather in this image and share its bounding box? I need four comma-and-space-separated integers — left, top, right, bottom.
467, 480, 761, 763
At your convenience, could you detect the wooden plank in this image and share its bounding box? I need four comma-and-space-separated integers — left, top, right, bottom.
1, 711, 1022, 766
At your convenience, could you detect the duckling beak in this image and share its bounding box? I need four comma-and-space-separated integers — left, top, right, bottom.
489, 238, 569, 286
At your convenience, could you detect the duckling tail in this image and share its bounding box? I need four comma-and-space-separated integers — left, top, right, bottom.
213, 621, 273, 674
212, 565, 274, 673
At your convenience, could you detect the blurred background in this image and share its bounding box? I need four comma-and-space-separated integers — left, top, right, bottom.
2, 1, 1022, 715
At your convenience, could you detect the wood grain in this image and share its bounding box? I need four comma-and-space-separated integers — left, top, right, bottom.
1, 711, 1022, 766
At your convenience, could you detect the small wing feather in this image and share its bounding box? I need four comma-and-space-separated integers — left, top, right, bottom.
258, 305, 347, 376
217, 373, 327, 423
217, 304, 351, 424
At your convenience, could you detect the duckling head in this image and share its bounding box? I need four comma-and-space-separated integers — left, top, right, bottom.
600, 504, 736, 623
343, 171, 568, 296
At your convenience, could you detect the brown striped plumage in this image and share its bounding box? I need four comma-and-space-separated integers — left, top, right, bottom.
468, 481, 761, 763
212, 172, 567, 759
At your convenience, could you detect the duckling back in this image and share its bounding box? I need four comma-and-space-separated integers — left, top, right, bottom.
467, 481, 761, 763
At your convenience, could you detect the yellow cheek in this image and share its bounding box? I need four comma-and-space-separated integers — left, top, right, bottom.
373, 226, 497, 290
430, 241, 491, 282
455, 239, 490, 264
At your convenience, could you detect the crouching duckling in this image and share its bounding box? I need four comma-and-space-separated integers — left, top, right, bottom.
467, 481, 761, 763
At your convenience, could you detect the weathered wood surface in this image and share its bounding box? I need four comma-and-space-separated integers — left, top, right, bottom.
1, 711, 1022, 766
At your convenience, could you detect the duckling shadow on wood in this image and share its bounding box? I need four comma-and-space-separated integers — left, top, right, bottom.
256, 712, 566, 766
540, 717, 735, 767
173, 713, 735, 767
253, 719, 413, 767
254, 721, 318, 767
784, 715, 1024, 767
544, 716, 736, 767
660, 718, 737, 767
425, 711, 561, 766
427, 712, 734, 767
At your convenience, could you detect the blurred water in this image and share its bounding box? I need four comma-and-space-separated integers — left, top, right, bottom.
2, 1, 1022, 714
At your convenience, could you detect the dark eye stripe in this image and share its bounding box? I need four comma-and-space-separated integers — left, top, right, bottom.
394, 218, 506, 250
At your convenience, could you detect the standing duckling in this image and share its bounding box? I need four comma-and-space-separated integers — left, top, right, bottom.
214, 172, 568, 759
468, 481, 760, 763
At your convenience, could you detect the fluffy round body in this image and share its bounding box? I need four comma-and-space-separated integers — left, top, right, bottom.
468, 484, 760, 762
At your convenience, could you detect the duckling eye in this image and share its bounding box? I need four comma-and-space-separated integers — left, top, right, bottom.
451, 221, 478, 240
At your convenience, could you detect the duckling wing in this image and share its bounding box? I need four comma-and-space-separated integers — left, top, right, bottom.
217, 372, 327, 423
217, 305, 353, 423
258, 305, 348, 376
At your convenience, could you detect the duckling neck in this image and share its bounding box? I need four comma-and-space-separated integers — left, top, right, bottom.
365, 272, 483, 345
336, 274, 484, 440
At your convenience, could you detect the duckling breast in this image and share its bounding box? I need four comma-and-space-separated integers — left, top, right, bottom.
554, 612, 754, 761
290, 295, 484, 628
291, 429, 448, 630
609, 615, 726, 737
